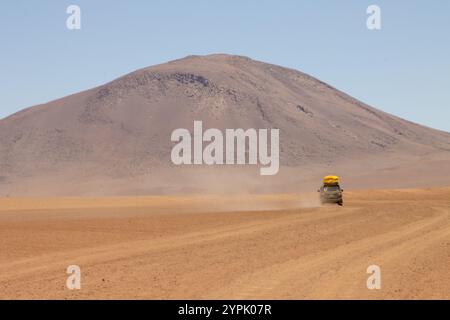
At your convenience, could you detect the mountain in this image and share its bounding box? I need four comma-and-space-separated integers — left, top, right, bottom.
1, 54, 450, 195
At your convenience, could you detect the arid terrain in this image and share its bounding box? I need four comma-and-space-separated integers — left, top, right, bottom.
1, 187, 449, 299
1, 54, 450, 300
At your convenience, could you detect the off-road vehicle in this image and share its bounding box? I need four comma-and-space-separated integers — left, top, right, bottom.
318, 175, 343, 206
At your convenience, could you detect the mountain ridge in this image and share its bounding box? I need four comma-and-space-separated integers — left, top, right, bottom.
1, 54, 450, 195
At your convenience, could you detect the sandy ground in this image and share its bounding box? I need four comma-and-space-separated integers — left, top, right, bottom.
0, 188, 450, 299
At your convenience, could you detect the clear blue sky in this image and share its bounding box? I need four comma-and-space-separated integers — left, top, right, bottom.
1, 1, 449, 131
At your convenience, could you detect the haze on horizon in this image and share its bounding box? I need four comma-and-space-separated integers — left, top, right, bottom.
0, 1, 449, 131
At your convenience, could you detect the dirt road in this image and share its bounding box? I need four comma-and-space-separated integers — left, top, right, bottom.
0, 188, 449, 299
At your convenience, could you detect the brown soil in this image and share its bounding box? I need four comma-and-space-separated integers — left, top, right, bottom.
1, 187, 449, 299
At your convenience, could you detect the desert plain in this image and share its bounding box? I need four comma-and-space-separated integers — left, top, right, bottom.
1, 187, 449, 299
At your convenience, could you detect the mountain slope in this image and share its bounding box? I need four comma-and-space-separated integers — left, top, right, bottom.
1, 54, 450, 195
